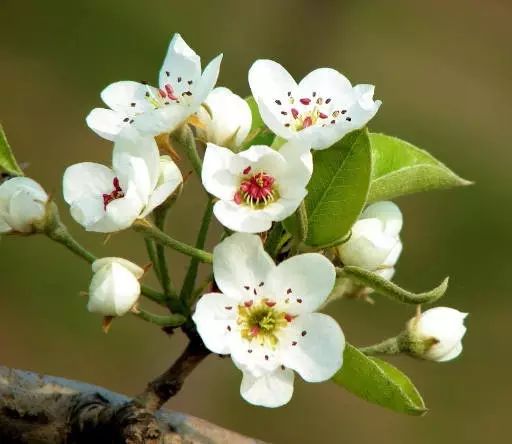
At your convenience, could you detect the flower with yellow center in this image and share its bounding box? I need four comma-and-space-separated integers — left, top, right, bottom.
193, 233, 345, 408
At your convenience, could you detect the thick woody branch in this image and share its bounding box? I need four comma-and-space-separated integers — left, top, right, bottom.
0, 365, 265, 444
136, 338, 211, 412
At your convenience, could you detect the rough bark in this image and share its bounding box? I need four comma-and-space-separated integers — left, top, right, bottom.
0, 365, 265, 444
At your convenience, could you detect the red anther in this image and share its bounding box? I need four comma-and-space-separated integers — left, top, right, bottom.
265, 300, 276, 307
243, 166, 252, 175
234, 191, 243, 205
284, 313, 293, 322
291, 108, 299, 119
244, 300, 254, 307
250, 326, 261, 337
300, 98, 311, 105
158, 88, 167, 98
102, 177, 125, 210
164, 84, 178, 100
319, 112, 328, 119
303, 116, 313, 128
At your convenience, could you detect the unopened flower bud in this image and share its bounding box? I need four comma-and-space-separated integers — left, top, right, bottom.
88, 257, 144, 316
0, 177, 48, 234
403, 307, 468, 362
196, 87, 252, 149
338, 201, 403, 280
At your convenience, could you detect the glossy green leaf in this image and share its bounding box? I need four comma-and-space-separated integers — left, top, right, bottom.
368, 133, 471, 202
332, 343, 427, 415
0, 124, 23, 176
241, 96, 275, 149
284, 129, 372, 247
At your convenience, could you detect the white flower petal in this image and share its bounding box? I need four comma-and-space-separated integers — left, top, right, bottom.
213, 200, 273, 233
192, 292, 239, 355
158, 34, 201, 89
99, 184, 144, 232
69, 196, 106, 229
88, 261, 141, 316
298, 68, 353, 101
193, 53, 223, 108
240, 368, 294, 408
140, 158, 182, 217
201, 143, 238, 201
259, 197, 305, 222
113, 136, 160, 192
63, 163, 115, 205
8, 189, 46, 232
417, 307, 468, 361
249, 59, 297, 105
238, 145, 287, 177
101, 81, 155, 113
362, 201, 403, 237
269, 254, 336, 314
197, 87, 252, 147
281, 313, 344, 382
92, 257, 144, 278
436, 342, 463, 362
213, 233, 275, 300
134, 105, 189, 137
86, 108, 132, 141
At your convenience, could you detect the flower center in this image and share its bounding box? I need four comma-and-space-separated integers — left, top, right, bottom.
237, 299, 292, 346
273, 91, 352, 131
102, 177, 125, 210
143, 74, 196, 110
234, 166, 278, 208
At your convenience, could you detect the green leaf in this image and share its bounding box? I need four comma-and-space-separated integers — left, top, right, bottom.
241, 96, 275, 149
338, 265, 448, 305
284, 129, 372, 247
332, 343, 427, 415
368, 133, 471, 202
0, 124, 24, 176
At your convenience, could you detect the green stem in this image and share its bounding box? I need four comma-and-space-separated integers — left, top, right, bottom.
153, 207, 178, 301
191, 272, 214, 304
359, 336, 401, 356
133, 219, 213, 264
336, 266, 449, 305
296, 201, 308, 243
133, 308, 186, 327
264, 222, 284, 257
171, 124, 202, 177
45, 222, 96, 264
180, 198, 213, 305
43, 212, 167, 306
144, 238, 162, 282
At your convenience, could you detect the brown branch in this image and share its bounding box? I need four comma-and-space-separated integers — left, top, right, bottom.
0, 364, 266, 444
136, 338, 211, 412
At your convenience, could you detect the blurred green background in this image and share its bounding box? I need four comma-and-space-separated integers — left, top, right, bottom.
0, 0, 509, 442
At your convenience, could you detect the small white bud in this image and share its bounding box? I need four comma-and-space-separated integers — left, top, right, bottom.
88, 257, 144, 316
338, 201, 403, 278
196, 87, 252, 149
0, 177, 48, 234
406, 307, 468, 362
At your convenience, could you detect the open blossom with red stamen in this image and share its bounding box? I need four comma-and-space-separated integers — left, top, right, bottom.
63, 136, 182, 233
86, 34, 223, 141
193, 233, 345, 408
249, 59, 381, 150
201, 141, 313, 233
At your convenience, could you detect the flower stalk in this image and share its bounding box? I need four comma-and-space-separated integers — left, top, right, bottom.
132, 307, 186, 328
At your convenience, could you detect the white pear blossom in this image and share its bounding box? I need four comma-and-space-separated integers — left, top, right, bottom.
338, 201, 403, 280
0, 177, 48, 234
249, 59, 381, 150
201, 141, 313, 233
86, 34, 223, 140
193, 233, 344, 408
63, 136, 182, 233
196, 87, 252, 149
88, 257, 144, 316
407, 307, 468, 362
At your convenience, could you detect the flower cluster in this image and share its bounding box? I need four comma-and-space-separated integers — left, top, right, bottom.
0, 32, 469, 415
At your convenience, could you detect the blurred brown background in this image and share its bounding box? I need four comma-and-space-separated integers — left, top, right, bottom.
0, 0, 509, 442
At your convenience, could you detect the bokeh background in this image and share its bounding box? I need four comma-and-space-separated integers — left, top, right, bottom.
1, 0, 509, 442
